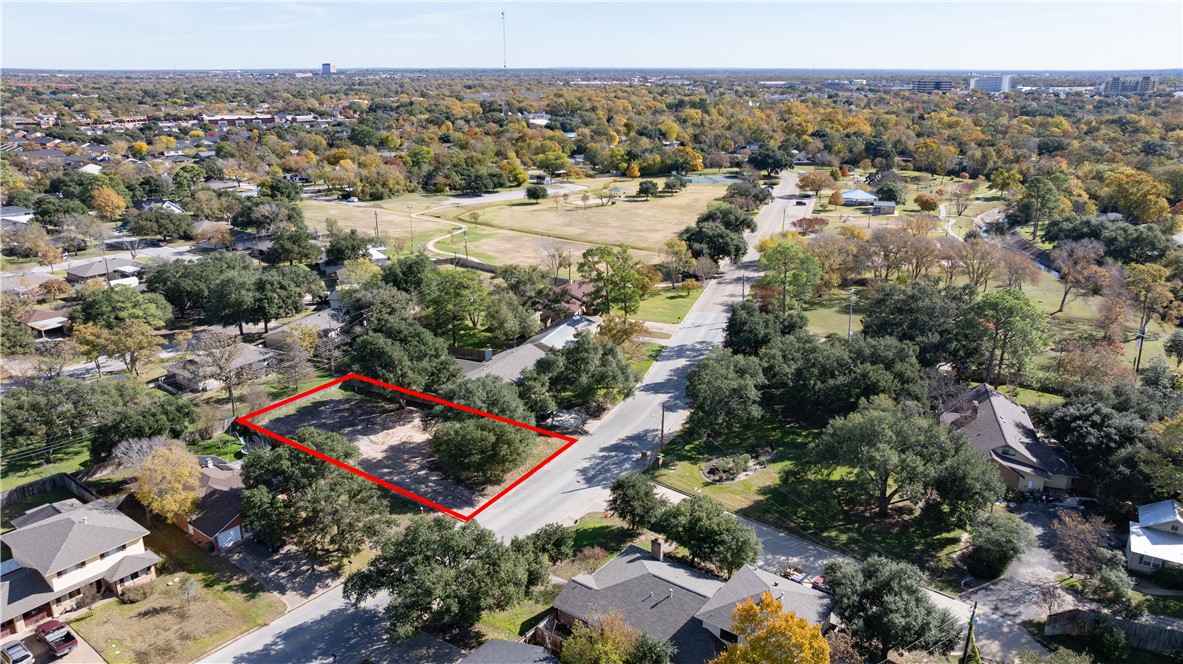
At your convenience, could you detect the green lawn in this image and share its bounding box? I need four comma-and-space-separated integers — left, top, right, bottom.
71, 519, 285, 664
189, 434, 244, 460
654, 419, 966, 588
477, 584, 562, 641
1136, 591, 1183, 619
1, 438, 93, 491
635, 287, 704, 324
550, 512, 650, 580
628, 342, 663, 377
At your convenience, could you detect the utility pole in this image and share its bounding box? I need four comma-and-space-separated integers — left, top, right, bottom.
407, 205, 415, 252
373, 211, 379, 240
659, 400, 666, 451
741, 275, 746, 300
960, 602, 978, 664
847, 288, 858, 339
463, 229, 469, 261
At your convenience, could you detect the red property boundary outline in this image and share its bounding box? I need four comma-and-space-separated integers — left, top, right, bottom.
235, 372, 579, 522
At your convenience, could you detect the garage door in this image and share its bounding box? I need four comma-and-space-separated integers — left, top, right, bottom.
216, 526, 243, 550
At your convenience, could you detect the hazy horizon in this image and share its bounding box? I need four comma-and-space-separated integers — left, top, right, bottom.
2, 1, 1181, 72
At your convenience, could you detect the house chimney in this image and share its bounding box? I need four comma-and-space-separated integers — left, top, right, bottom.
651, 537, 664, 562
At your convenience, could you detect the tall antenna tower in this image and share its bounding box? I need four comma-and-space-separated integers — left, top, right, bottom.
500, 11, 508, 117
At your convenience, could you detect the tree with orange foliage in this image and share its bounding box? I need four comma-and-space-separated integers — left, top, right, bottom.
711, 591, 829, 664
91, 186, 127, 221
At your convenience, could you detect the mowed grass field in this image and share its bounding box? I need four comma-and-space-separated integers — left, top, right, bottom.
301, 199, 454, 247
432, 224, 658, 267
427, 185, 728, 252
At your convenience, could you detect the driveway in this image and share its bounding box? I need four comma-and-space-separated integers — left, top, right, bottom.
224, 541, 339, 610
197, 586, 463, 664
960, 504, 1068, 658
4, 628, 103, 664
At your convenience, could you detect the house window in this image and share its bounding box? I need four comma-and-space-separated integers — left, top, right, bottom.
1000, 448, 1016, 457
1172, 525, 1179, 532
100, 543, 127, 559
66, 588, 82, 600
56, 562, 85, 578
719, 628, 739, 644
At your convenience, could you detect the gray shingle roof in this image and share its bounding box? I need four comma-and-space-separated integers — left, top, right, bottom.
9, 499, 85, 529
102, 552, 162, 582
65, 257, 142, 279
3, 502, 148, 576
553, 546, 724, 664
694, 566, 835, 631
940, 383, 1077, 478
462, 639, 557, 663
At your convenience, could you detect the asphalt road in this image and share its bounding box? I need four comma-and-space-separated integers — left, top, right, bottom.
199, 175, 809, 663
472, 175, 809, 538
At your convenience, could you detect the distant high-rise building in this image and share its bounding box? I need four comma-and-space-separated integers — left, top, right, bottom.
1101, 76, 1158, 95
911, 79, 954, 93
970, 75, 1013, 93
321, 63, 336, 76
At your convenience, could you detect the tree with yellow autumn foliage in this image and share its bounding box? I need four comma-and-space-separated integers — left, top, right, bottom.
134, 444, 200, 525
711, 591, 829, 664
91, 186, 127, 221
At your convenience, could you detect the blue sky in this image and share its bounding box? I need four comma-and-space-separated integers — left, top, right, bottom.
2, 2, 1180, 71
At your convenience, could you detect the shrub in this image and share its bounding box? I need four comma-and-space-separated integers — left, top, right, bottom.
966, 512, 1035, 579
1152, 565, 1183, 590
1091, 622, 1129, 662
119, 583, 155, 604
528, 523, 575, 563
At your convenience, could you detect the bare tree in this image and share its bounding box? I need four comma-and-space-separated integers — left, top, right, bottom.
950, 181, 980, 216
537, 238, 574, 283
33, 340, 80, 379
1096, 264, 1130, 342
937, 237, 964, 287
191, 331, 248, 417
112, 435, 171, 468
902, 235, 940, 280
1000, 250, 1040, 291
1050, 239, 1105, 314
692, 256, 719, 282
924, 366, 968, 411
960, 238, 1002, 292
1050, 511, 1107, 578
1038, 583, 1067, 616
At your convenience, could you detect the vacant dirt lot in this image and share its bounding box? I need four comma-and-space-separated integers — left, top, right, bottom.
255, 392, 562, 513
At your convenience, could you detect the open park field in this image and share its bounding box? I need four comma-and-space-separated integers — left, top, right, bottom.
301, 199, 454, 250
426, 184, 728, 252
432, 223, 659, 267
253, 389, 561, 515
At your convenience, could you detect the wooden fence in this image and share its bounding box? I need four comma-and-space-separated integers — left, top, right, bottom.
1046, 608, 1183, 657
0, 471, 102, 509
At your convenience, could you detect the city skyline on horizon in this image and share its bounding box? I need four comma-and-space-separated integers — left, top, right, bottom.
2, 1, 1181, 72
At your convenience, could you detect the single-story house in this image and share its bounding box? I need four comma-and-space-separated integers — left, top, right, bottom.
76, 163, 104, 175
0, 272, 61, 299
0, 205, 34, 224
64, 258, 143, 284
176, 456, 248, 551
263, 308, 344, 350
163, 342, 277, 392
20, 307, 74, 338
871, 200, 897, 215
1, 500, 159, 638
551, 542, 834, 664
940, 383, 1077, 492
133, 199, 185, 214
463, 316, 596, 383
551, 282, 593, 318
1127, 499, 1183, 573
840, 189, 877, 206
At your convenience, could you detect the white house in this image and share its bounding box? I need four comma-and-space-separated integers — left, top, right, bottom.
1127, 499, 1183, 573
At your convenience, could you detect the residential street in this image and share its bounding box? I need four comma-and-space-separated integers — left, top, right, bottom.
197, 175, 1045, 662
471, 175, 807, 539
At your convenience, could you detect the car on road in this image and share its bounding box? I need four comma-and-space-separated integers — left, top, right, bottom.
810, 577, 833, 595
795, 200, 807, 206
114, 225, 129, 232
35, 620, 78, 658
799, 193, 812, 199
1, 641, 33, 664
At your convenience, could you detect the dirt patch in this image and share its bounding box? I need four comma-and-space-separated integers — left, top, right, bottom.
256, 394, 558, 514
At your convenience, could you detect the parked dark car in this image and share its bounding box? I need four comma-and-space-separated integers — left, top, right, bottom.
810, 577, 833, 595
795, 200, 807, 206
35, 620, 78, 658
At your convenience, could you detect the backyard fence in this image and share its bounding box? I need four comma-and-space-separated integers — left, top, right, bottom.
1046, 608, 1183, 657
0, 471, 102, 509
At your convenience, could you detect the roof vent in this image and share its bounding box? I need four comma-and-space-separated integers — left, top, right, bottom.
777, 592, 785, 600
667, 589, 674, 599
80, 517, 88, 524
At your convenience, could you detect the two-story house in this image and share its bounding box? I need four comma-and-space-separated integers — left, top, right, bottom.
1127, 499, 1183, 573
939, 384, 1078, 492
0, 500, 160, 637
